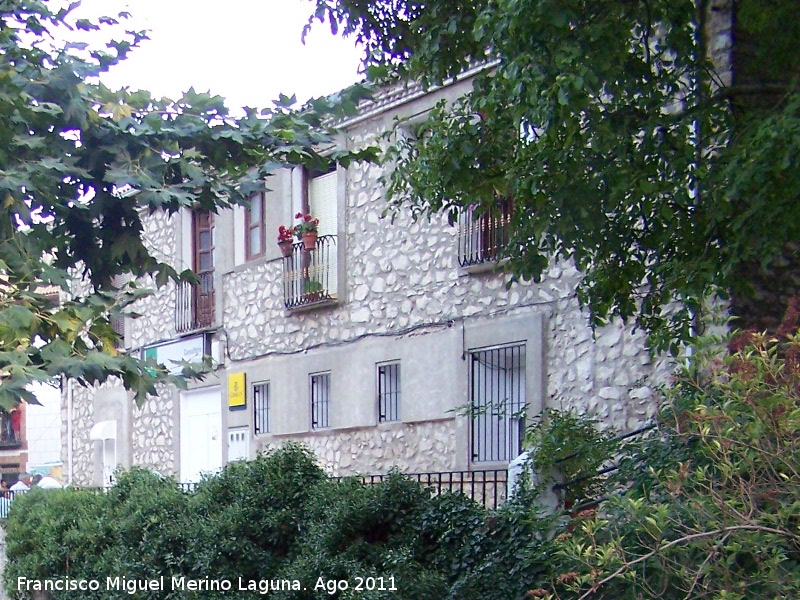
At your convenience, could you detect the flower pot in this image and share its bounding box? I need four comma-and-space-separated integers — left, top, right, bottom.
278, 239, 293, 257
302, 231, 318, 250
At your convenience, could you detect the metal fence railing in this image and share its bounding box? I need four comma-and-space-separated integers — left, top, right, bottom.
352, 469, 509, 510
151, 469, 510, 509
173, 470, 509, 509
0, 468, 510, 520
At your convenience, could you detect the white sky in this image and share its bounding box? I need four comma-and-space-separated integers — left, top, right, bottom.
73, 0, 364, 112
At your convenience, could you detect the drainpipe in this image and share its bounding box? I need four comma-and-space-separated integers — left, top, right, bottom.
66, 378, 73, 486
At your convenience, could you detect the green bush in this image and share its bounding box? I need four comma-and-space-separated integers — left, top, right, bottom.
4, 487, 110, 599
526, 408, 617, 508
104, 468, 192, 597
2, 419, 622, 600
188, 442, 325, 583
551, 335, 800, 599
4, 468, 194, 600
272, 473, 449, 599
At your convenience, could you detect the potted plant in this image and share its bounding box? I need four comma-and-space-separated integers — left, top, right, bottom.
277, 225, 294, 257
293, 212, 320, 250
303, 278, 324, 302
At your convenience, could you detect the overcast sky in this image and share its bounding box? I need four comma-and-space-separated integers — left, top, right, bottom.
73, 0, 364, 112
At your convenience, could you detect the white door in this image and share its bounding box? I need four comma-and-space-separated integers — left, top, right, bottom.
180, 387, 222, 483
228, 428, 249, 462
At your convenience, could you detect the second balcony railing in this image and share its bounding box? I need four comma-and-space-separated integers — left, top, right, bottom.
282, 235, 337, 309
457, 203, 512, 268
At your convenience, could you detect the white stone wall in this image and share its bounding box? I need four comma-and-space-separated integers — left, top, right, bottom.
63, 381, 177, 487
547, 294, 665, 430
707, 0, 733, 88
128, 210, 181, 349
262, 419, 456, 476
61, 209, 182, 487
64, 384, 96, 487
131, 384, 177, 475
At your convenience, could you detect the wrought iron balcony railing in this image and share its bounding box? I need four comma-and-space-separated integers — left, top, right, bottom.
457, 202, 512, 268
175, 272, 215, 333
282, 235, 337, 309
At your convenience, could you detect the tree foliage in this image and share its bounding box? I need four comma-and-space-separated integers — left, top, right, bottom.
0, 1, 372, 405
309, 0, 800, 349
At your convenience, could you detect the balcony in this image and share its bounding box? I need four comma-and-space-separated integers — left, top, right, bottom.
0, 411, 21, 449
282, 235, 337, 310
457, 201, 512, 268
175, 272, 215, 333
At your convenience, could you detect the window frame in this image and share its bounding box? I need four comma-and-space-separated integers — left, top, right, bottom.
186, 209, 215, 330
253, 381, 270, 435
310, 371, 331, 430
245, 192, 266, 260
281, 165, 340, 310
469, 343, 526, 464
193, 210, 215, 275
377, 361, 401, 423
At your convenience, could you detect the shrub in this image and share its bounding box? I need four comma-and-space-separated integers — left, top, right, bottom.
526, 409, 617, 508
4, 487, 110, 599
552, 334, 800, 599
188, 443, 326, 583
276, 473, 449, 599
104, 468, 192, 595
2, 428, 614, 600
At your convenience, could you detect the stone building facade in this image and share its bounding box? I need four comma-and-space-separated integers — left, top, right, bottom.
62, 73, 673, 487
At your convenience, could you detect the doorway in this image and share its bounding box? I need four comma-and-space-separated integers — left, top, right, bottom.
179, 387, 222, 483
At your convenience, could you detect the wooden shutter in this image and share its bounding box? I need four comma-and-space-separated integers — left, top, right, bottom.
309, 171, 337, 237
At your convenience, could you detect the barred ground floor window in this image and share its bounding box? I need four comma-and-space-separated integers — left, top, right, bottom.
470, 343, 526, 463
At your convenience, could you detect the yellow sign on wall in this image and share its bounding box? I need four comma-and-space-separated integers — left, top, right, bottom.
228, 373, 246, 409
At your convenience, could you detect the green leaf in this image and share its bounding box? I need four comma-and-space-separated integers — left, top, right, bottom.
0, 305, 38, 330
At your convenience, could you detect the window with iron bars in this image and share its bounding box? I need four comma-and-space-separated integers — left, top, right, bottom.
253, 381, 270, 435
310, 372, 331, 429
377, 362, 400, 422
470, 343, 526, 463
457, 197, 513, 268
